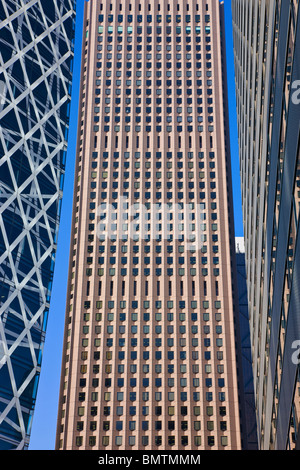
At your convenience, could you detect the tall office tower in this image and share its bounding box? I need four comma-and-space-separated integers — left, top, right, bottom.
0, 0, 76, 450
232, 0, 300, 450
56, 0, 242, 450
235, 238, 258, 450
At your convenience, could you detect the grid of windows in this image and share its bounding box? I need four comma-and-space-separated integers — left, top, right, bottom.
95, 10, 213, 135
56, 0, 241, 451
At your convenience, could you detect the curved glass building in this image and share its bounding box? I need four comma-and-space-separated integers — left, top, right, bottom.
0, 0, 76, 450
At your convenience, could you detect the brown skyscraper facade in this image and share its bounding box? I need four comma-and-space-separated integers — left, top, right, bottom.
56, 0, 242, 450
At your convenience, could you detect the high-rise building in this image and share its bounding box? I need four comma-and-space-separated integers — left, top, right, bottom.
232, 0, 300, 450
0, 0, 76, 450
56, 0, 243, 450
235, 237, 258, 450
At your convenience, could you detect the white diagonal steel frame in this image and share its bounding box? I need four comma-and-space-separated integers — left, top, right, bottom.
0, 0, 75, 450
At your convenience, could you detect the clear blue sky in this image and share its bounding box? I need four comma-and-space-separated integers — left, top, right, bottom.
29, 0, 243, 450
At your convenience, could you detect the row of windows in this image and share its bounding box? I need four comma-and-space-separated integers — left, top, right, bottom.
95, 29, 209, 41
97, 59, 206, 67
97, 93, 210, 104
80, 346, 224, 358
84, 265, 220, 278
79, 373, 225, 388
92, 242, 217, 252
81, 340, 225, 351
99, 14, 210, 24
88, 193, 217, 201
98, 156, 212, 171
82, 325, 222, 342
87, 206, 215, 217
95, 116, 213, 126
80, 322, 223, 335
90, 251, 218, 261
78, 360, 224, 379
80, 339, 224, 352
90, 45, 214, 71
93, 94, 212, 107
90, 183, 216, 192
79, 379, 225, 396
90, 183, 216, 191
82, 336, 224, 349
91, 195, 214, 203
99, 107, 212, 118
77, 419, 225, 432
77, 396, 227, 418
77, 420, 226, 437
86, 266, 219, 280
99, 81, 208, 89
82, 324, 223, 337
77, 405, 226, 418
92, 88, 212, 109
94, 99, 212, 110
83, 299, 222, 309
87, 246, 219, 258
75, 434, 227, 448
80, 334, 224, 350
79, 391, 226, 403
96, 60, 206, 71
99, 2, 209, 14
91, 174, 214, 181
80, 344, 223, 356
89, 265, 219, 278
99, 52, 208, 60
85, 336, 223, 346
98, 176, 205, 192
91, 151, 216, 160
83, 321, 224, 334
97, 25, 210, 36
93, 254, 219, 263
94, 43, 207, 53
87, 253, 219, 264
94, 35, 207, 46
93, 45, 211, 62
78, 362, 224, 376
94, 125, 214, 133
95, 43, 207, 52
79, 327, 223, 344
84, 325, 223, 335
89, 179, 215, 189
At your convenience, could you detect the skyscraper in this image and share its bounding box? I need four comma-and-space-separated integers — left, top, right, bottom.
56, 0, 242, 450
232, 0, 300, 449
235, 237, 258, 450
0, 0, 76, 450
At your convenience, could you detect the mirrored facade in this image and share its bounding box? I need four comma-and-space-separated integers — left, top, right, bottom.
232, 0, 300, 450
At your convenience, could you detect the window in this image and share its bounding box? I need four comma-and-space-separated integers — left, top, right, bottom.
129, 436, 135, 446
207, 421, 214, 431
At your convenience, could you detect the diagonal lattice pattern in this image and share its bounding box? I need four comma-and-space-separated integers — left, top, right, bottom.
0, 0, 76, 450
